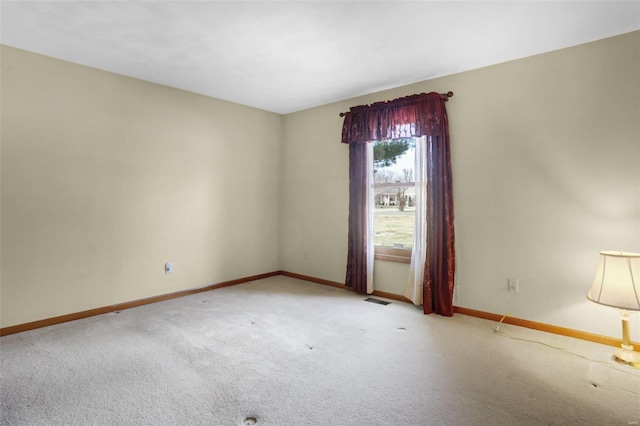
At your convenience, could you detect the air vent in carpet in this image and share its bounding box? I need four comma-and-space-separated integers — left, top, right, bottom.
364, 297, 391, 305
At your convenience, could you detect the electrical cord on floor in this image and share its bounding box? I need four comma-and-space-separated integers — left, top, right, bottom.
493, 312, 640, 396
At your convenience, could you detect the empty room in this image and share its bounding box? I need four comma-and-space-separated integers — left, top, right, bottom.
1, 1, 639, 425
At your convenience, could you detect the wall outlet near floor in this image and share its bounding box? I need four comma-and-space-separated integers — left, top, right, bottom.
507, 278, 519, 293
165, 262, 173, 273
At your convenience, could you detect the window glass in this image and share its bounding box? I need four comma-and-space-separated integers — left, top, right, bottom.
373, 138, 416, 251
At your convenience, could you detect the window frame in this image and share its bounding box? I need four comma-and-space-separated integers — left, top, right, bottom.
375, 246, 411, 264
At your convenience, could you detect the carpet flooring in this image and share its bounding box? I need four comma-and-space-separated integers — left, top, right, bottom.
1, 275, 639, 425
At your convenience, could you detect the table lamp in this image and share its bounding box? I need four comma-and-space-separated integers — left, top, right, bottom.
587, 251, 640, 366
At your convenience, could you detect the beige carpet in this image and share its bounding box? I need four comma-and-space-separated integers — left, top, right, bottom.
1, 275, 639, 425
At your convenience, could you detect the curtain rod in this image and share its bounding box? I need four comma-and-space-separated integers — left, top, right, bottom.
338, 91, 453, 117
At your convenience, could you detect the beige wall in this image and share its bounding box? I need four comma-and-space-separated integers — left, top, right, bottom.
280, 31, 640, 340
1, 46, 282, 327
2, 32, 639, 340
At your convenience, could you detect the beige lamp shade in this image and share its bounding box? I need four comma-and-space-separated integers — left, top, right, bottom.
587, 251, 640, 311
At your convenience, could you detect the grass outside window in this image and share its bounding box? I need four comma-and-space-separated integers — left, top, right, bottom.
374, 206, 414, 263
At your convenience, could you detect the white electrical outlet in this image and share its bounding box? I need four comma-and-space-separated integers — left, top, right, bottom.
165, 262, 173, 273
507, 278, 519, 293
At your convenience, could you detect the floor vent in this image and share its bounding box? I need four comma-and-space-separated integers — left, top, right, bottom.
364, 297, 391, 305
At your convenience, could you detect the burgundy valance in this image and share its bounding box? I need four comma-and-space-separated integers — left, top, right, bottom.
341, 92, 452, 144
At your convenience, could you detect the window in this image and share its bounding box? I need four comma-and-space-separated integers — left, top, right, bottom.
373, 138, 416, 263
342, 92, 454, 309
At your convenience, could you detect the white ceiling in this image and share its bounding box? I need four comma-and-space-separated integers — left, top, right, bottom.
2, 1, 639, 114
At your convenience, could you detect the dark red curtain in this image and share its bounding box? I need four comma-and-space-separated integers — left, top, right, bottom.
345, 142, 369, 293
424, 129, 455, 316
341, 92, 450, 144
342, 92, 455, 314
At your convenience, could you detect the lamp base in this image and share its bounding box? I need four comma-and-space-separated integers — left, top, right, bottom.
614, 345, 640, 367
